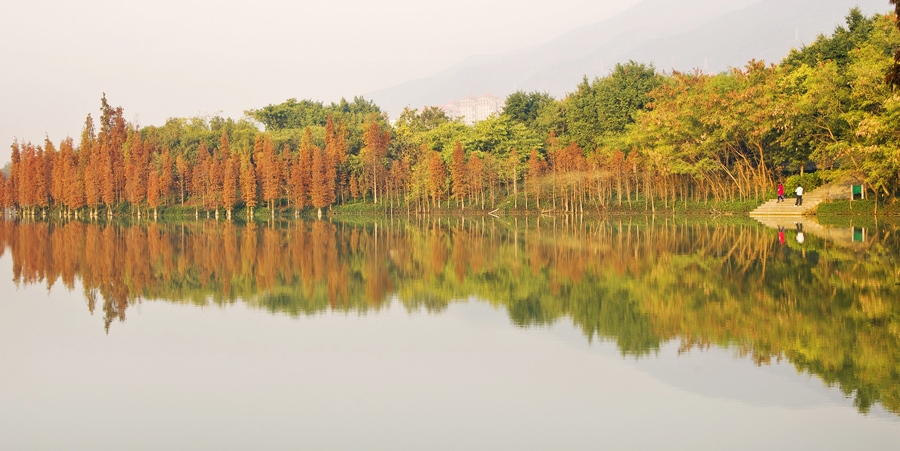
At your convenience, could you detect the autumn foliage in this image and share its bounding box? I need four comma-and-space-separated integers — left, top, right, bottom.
6, 12, 900, 218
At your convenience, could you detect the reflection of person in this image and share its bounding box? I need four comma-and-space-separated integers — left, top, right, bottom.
794, 185, 803, 206
795, 222, 804, 244
778, 226, 785, 245
777, 183, 784, 202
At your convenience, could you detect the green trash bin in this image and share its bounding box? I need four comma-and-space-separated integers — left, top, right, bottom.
851, 185, 863, 199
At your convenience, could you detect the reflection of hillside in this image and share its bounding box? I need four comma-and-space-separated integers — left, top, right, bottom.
0, 217, 898, 415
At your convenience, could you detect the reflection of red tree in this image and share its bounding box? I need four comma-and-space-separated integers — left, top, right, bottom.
0, 172, 7, 211
429, 224, 447, 276
451, 227, 468, 283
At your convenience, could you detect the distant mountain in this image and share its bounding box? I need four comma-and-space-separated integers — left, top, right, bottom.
367, 0, 890, 118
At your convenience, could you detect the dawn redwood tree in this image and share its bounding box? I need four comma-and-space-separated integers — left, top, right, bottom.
258, 134, 280, 217
123, 139, 138, 212
572, 143, 589, 211
99, 141, 116, 216
387, 159, 409, 209
0, 172, 6, 212
323, 141, 338, 209
214, 130, 232, 216
34, 143, 50, 215
192, 141, 211, 215
624, 150, 641, 208
218, 129, 232, 160
175, 154, 190, 207
325, 115, 349, 202
361, 118, 389, 204
139, 139, 155, 209
450, 141, 467, 208
97, 95, 128, 203
294, 127, 315, 210
336, 122, 349, 202
526, 148, 544, 211
69, 155, 86, 218
124, 136, 146, 214
83, 144, 100, 218
8, 140, 21, 211
239, 151, 257, 219
585, 149, 608, 207
146, 167, 160, 219
218, 129, 232, 163
52, 138, 73, 214
1, 172, 12, 212
385, 160, 399, 207
209, 150, 224, 215
324, 116, 337, 190
506, 148, 520, 209
467, 153, 484, 209
42, 138, 58, 211
310, 144, 329, 218
405, 144, 432, 211
289, 153, 306, 212
545, 131, 563, 211
428, 150, 446, 209
112, 109, 127, 202
482, 153, 501, 209
280, 144, 292, 207
400, 158, 412, 212
221, 153, 238, 220
609, 149, 626, 206
18, 142, 34, 214
349, 174, 360, 200
158, 147, 174, 207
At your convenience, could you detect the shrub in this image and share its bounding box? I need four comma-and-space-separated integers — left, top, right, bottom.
784, 172, 822, 191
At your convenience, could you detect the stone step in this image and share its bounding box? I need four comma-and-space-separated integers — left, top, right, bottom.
753, 174, 865, 216
751, 186, 829, 216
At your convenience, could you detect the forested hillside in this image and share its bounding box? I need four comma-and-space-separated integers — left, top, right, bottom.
2, 9, 899, 218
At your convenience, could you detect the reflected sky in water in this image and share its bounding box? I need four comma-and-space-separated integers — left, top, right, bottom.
0, 219, 899, 450
0, 265, 897, 450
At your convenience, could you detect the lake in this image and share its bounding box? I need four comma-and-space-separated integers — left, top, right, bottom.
0, 216, 898, 450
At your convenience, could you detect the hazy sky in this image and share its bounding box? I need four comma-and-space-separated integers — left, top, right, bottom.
0, 0, 641, 165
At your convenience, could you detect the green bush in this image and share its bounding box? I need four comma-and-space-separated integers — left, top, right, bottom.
817, 199, 900, 217
784, 172, 822, 192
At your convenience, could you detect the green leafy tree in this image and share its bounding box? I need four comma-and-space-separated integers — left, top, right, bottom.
504, 91, 555, 131
888, 0, 900, 89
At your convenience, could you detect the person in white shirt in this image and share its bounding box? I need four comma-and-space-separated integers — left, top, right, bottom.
794, 185, 803, 206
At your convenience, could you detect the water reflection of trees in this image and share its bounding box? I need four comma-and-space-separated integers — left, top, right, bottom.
0, 217, 897, 415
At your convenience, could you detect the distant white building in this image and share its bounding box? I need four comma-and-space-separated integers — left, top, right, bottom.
440, 94, 504, 125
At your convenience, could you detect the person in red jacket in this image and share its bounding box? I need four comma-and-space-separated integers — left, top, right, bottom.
777, 183, 785, 202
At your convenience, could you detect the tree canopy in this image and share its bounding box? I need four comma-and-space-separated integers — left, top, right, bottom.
4, 8, 900, 218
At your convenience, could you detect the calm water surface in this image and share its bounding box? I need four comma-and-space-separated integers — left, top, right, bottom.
0, 217, 898, 450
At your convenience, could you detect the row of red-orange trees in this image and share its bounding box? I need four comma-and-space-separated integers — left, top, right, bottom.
0, 130, 684, 220
0, 98, 382, 220
0, 105, 665, 220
